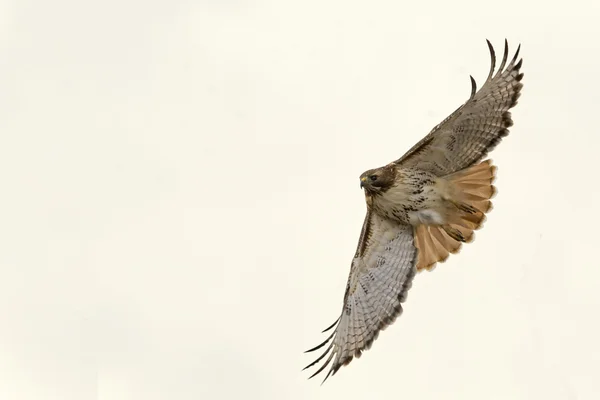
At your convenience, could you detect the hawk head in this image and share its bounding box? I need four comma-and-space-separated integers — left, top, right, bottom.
359, 165, 396, 195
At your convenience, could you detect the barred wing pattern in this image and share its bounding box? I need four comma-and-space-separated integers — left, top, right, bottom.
395, 40, 524, 175
303, 211, 417, 383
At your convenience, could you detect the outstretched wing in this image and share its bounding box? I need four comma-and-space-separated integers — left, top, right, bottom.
395, 39, 524, 175
303, 210, 417, 383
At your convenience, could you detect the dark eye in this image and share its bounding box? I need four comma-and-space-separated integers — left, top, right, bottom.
369, 175, 378, 181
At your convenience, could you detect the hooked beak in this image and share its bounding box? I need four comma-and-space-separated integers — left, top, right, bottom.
360, 177, 367, 188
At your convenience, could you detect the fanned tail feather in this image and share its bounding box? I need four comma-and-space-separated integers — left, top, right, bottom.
415, 159, 497, 271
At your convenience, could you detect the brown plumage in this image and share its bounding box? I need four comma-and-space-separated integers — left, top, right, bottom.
414, 159, 496, 271
305, 39, 523, 383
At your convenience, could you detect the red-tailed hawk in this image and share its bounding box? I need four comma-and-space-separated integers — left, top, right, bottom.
304, 40, 523, 382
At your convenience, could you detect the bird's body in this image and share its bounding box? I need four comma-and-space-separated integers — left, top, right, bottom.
304, 40, 523, 382
367, 166, 447, 225
365, 161, 495, 245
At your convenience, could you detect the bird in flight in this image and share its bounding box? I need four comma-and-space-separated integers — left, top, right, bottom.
304, 40, 524, 383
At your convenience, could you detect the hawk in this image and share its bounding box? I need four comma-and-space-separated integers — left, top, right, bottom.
304, 40, 523, 382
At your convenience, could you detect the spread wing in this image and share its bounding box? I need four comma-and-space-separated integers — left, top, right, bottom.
303, 210, 417, 383
395, 39, 524, 175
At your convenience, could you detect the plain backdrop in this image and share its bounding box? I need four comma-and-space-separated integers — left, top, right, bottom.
1, 1, 599, 399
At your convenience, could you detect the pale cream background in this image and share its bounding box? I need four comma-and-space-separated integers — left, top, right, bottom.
1, 0, 599, 399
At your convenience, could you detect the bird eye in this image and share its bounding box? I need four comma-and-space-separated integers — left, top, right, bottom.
369, 175, 378, 181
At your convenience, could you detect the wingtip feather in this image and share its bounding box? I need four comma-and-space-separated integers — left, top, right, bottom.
485, 40, 496, 81
322, 317, 340, 333
469, 75, 477, 98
